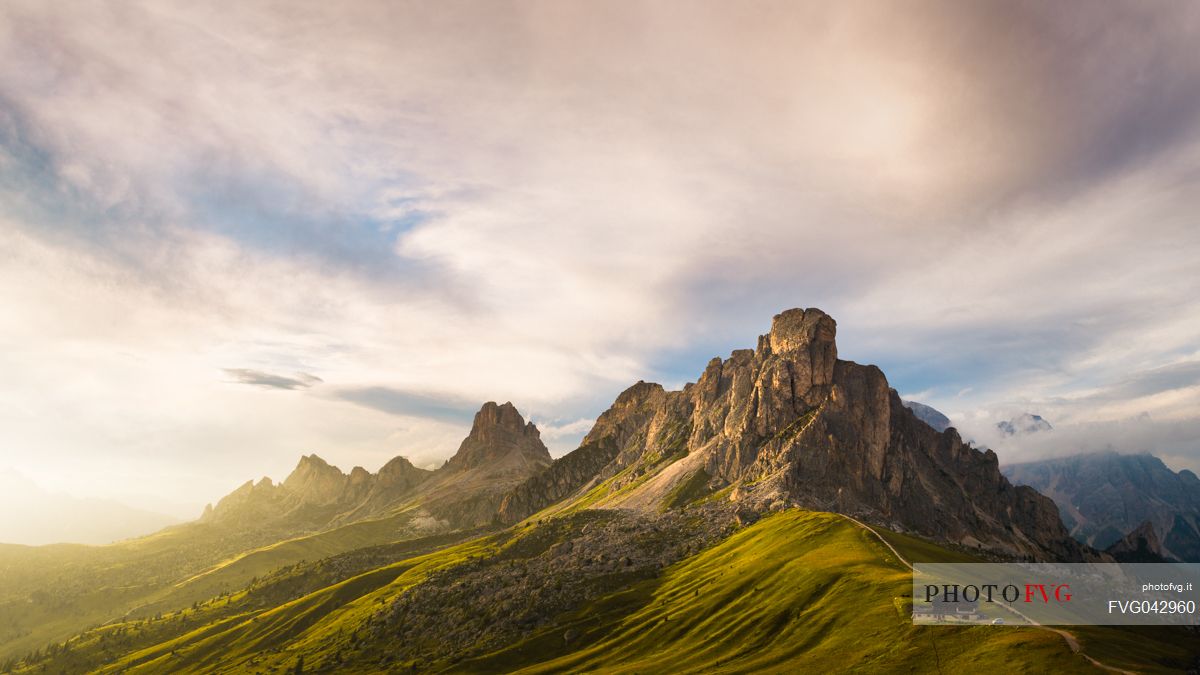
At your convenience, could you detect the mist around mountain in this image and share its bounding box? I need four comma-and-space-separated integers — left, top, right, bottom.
0, 469, 178, 546
997, 412, 1054, 436
0, 309, 1193, 674
1004, 451, 1200, 559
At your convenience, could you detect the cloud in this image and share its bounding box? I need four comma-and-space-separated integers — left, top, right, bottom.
531, 417, 597, 456
0, 1, 1199, 512
989, 414, 1200, 474
332, 387, 479, 424
1102, 362, 1200, 402
223, 369, 323, 391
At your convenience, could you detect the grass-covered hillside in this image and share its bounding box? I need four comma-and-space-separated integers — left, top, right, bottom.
13, 509, 1198, 674
0, 508, 475, 667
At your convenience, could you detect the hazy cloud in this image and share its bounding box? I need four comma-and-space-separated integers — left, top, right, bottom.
333, 387, 479, 424
224, 369, 323, 391
1102, 362, 1200, 402
986, 414, 1200, 469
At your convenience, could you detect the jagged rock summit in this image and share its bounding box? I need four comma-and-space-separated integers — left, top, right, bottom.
420, 401, 552, 527
501, 307, 1089, 561
444, 401, 551, 473
202, 452, 434, 532
283, 454, 357, 505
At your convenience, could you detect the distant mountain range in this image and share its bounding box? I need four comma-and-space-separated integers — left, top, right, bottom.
202, 400, 552, 538
0, 469, 177, 546
1004, 451, 1200, 560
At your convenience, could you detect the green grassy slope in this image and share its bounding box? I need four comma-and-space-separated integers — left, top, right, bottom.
15, 510, 1200, 674
875, 524, 1200, 673
0, 509, 466, 664
3, 529, 486, 674
91, 534, 504, 674
461, 511, 1097, 674
151, 511, 427, 610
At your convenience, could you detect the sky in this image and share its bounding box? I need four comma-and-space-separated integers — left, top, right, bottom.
1, 1, 1199, 521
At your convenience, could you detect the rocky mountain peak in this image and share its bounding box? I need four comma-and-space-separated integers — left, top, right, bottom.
477, 401, 533, 434
445, 402, 551, 472
292, 453, 333, 472
1106, 520, 1167, 562
612, 381, 666, 408
283, 454, 349, 505
377, 455, 425, 482
767, 308, 835, 355
501, 305, 1088, 560
763, 308, 837, 393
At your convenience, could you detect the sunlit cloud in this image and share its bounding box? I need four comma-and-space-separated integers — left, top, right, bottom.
1, 0, 1199, 512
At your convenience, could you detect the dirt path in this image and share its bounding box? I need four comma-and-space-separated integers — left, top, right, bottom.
839, 514, 1136, 675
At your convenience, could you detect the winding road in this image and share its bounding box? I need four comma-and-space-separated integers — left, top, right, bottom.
839, 514, 1136, 675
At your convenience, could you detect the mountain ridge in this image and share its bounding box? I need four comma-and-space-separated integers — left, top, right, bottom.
201, 400, 550, 538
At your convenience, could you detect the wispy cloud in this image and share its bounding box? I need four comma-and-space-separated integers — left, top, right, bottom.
332, 387, 479, 424
224, 369, 323, 391
531, 417, 597, 456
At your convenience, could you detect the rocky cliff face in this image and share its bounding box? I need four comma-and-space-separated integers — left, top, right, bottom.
1004, 452, 1200, 560
502, 308, 1089, 561
497, 438, 619, 523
